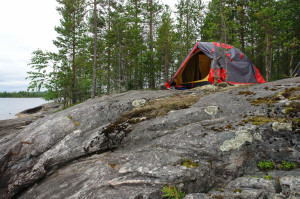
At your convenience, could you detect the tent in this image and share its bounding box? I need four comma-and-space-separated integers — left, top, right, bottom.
165, 42, 265, 89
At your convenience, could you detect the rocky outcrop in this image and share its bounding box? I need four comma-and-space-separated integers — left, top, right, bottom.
0, 102, 60, 144
0, 78, 299, 199
185, 170, 300, 199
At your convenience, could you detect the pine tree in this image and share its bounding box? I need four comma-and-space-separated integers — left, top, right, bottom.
54, 0, 87, 104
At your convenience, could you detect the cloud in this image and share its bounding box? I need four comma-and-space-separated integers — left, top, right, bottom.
0, 81, 30, 92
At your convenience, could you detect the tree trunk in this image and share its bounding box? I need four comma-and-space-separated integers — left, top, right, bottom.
134, 63, 138, 89
186, 0, 189, 54
251, 33, 254, 59
107, 0, 111, 94
149, 0, 155, 89
134, 0, 138, 90
98, 70, 102, 96
213, 55, 218, 86
119, 52, 122, 92
72, 11, 77, 104
91, 0, 98, 99
180, 35, 183, 62
125, 58, 129, 90
265, 0, 272, 82
264, 6, 272, 82
118, 27, 122, 92
164, 49, 169, 82
289, 51, 294, 76
265, 27, 271, 82
219, 0, 223, 42
219, 0, 228, 82
240, 2, 245, 52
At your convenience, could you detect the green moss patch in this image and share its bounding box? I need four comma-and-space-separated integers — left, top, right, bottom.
108, 163, 117, 168
285, 102, 300, 116
102, 94, 201, 137
292, 118, 300, 130
67, 115, 80, 129
289, 94, 300, 101
212, 195, 224, 199
280, 87, 300, 99
225, 124, 233, 129
123, 94, 201, 120
209, 126, 225, 132
215, 188, 224, 192
238, 91, 255, 96
244, 115, 285, 125
250, 97, 279, 106
250, 86, 299, 107
263, 175, 273, 180
181, 159, 199, 168
233, 189, 242, 193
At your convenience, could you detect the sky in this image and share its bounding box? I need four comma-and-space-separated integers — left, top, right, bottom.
0, 0, 209, 92
0, 0, 60, 92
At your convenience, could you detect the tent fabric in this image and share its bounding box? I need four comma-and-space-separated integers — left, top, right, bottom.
165, 42, 266, 89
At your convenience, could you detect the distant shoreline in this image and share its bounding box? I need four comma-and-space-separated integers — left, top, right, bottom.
0, 97, 44, 98
0, 98, 52, 121
0, 91, 46, 98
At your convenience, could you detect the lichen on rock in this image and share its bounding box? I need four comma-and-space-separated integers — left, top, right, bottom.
220, 127, 253, 152
272, 122, 292, 132
204, 106, 219, 119
132, 99, 146, 107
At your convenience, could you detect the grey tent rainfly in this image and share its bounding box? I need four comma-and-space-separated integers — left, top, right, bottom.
165, 42, 266, 89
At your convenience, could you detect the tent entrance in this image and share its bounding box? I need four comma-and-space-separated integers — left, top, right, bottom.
175, 51, 211, 85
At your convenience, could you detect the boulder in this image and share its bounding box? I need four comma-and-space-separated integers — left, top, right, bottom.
0, 78, 299, 199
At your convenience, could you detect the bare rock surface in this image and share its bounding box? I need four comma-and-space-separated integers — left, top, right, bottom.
0, 78, 299, 199
0, 102, 60, 145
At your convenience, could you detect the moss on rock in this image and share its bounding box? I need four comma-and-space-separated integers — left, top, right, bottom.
181, 159, 199, 168
238, 91, 255, 96
243, 115, 285, 125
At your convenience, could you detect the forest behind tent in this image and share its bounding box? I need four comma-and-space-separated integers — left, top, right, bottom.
165, 42, 266, 89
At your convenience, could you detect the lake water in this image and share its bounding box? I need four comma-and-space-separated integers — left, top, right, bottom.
0, 98, 49, 120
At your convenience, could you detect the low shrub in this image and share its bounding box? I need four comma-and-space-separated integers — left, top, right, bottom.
162, 185, 185, 199
258, 160, 275, 171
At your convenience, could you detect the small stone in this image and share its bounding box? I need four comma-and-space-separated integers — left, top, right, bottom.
30, 150, 39, 157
